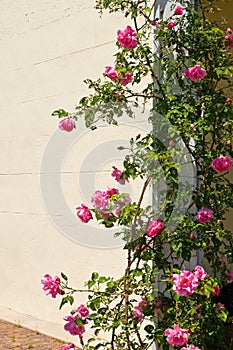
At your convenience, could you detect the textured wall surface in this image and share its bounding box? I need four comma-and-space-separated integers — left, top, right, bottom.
0, 0, 132, 338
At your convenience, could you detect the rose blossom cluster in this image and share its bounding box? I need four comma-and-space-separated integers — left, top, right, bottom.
64, 304, 89, 336
41, 274, 63, 298
172, 266, 206, 296
164, 324, 189, 346
105, 66, 133, 86
184, 64, 206, 82
166, 6, 183, 29
223, 28, 233, 49
76, 187, 131, 223
211, 155, 232, 173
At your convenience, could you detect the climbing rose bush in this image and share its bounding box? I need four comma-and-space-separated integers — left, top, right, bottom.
46, 0, 233, 349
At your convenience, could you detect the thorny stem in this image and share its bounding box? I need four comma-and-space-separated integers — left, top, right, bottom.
123, 175, 153, 350
111, 296, 125, 350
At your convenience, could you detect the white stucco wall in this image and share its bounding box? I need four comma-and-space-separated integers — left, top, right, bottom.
0, 0, 143, 341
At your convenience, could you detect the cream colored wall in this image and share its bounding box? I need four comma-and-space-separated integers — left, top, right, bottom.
0, 0, 134, 338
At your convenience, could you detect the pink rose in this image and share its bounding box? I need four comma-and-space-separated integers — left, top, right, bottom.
226, 98, 232, 104
226, 28, 233, 35
106, 187, 119, 197
76, 204, 93, 223
59, 118, 75, 132
194, 265, 207, 280
224, 28, 233, 49
105, 66, 118, 81
120, 72, 133, 86
117, 26, 137, 49
91, 190, 110, 212
181, 345, 201, 350
151, 19, 161, 28
41, 274, 62, 298
98, 211, 113, 219
214, 303, 226, 312
210, 285, 220, 296
190, 123, 197, 131
174, 6, 183, 15
146, 220, 163, 238
215, 302, 226, 313
172, 270, 199, 296
221, 255, 227, 264
111, 166, 128, 185
64, 315, 85, 336
226, 271, 233, 284
61, 344, 76, 350
196, 207, 213, 224
132, 306, 144, 322
138, 298, 147, 308
78, 304, 89, 318
164, 324, 189, 346
184, 65, 206, 82
167, 21, 176, 29
211, 155, 232, 172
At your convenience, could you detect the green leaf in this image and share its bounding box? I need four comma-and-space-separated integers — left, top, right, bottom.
59, 295, 74, 309
132, 269, 143, 276
91, 272, 99, 280
144, 324, 155, 333
61, 272, 68, 281
51, 109, 68, 118
98, 276, 108, 283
